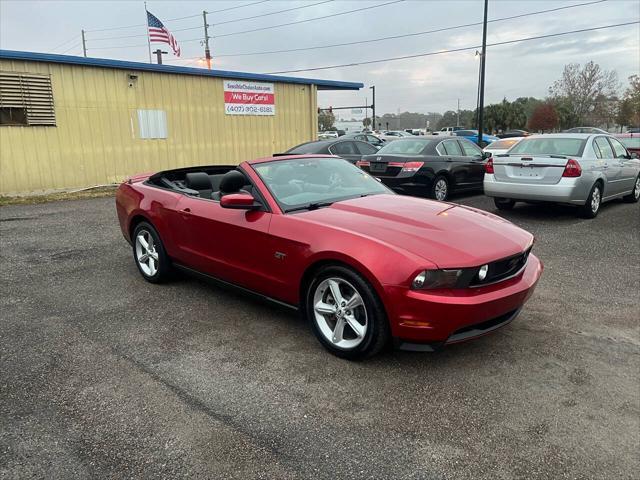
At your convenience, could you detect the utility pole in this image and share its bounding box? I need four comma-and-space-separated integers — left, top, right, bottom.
203, 11, 212, 69
456, 98, 460, 126
370, 85, 376, 132
81, 29, 87, 57
477, 0, 489, 147
153, 49, 167, 64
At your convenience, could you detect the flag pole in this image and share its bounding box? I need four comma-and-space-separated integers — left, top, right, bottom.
144, 1, 152, 63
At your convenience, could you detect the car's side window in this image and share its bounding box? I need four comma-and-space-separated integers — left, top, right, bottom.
355, 141, 378, 155
354, 135, 364, 141
330, 141, 358, 155
442, 140, 463, 156
436, 142, 446, 156
594, 137, 614, 159
608, 137, 628, 158
459, 139, 482, 157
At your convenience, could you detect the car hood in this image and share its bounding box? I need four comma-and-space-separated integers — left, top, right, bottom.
296, 194, 533, 269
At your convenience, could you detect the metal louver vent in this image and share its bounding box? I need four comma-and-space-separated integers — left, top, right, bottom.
0, 71, 56, 126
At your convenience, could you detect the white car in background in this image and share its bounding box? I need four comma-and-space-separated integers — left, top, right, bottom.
483, 137, 525, 156
378, 130, 414, 142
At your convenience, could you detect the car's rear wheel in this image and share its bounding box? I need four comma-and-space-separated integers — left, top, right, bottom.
132, 221, 172, 283
579, 183, 602, 219
494, 198, 516, 210
431, 175, 449, 201
623, 175, 640, 203
305, 265, 389, 359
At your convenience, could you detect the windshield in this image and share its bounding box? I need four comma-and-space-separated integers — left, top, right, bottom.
485, 138, 521, 150
253, 157, 391, 212
619, 137, 640, 149
376, 139, 431, 155
508, 137, 587, 157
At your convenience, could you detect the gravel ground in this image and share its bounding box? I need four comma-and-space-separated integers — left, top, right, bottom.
1, 193, 638, 480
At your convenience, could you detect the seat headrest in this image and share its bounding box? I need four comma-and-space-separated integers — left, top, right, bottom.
220, 170, 247, 194
185, 172, 213, 191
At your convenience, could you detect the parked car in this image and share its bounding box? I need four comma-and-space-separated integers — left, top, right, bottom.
116, 155, 542, 359
285, 139, 379, 164
615, 133, 640, 156
356, 137, 488, 201
483, 137, 525, 156
497, 129, 530, 139
453, 129, 499, 147
318, 131, 338, 140
378, 130, 414, 142
431, 126, 465, 136
563, 127, 608, 134
484, 134, 640, 218
342, 132, 386, 148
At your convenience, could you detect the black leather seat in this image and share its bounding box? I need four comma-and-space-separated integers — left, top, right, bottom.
185, 172, 213, 198
211, 170, 248, 201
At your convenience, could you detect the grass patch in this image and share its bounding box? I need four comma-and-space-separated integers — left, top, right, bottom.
0, 186, 117, 206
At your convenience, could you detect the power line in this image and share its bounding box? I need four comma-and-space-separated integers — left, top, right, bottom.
85, 0, 271, 33
211, 0, 405, 39
210, 0, 608, 58
49, 35, 81, 53
59, 42, 83, 55
88, 0, 334, 41
265, 21, 640, 74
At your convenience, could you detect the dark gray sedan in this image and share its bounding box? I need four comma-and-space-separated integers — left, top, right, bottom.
285, 139, 380, 164
357, 137, 489, 201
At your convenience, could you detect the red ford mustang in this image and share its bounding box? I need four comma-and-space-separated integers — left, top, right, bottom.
116, 155, 543, 359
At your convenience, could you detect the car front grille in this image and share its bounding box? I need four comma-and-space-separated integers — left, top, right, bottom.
469, 248, 531, 287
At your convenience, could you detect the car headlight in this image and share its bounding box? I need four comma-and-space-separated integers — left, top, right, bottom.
411, 269, 465, 290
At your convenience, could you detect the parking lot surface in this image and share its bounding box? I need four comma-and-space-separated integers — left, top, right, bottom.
1, 193, 638, 479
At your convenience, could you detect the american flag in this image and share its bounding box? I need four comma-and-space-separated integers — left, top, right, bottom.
147, 10, 181, 57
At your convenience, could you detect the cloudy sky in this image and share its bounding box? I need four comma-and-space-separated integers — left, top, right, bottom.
1, 0, 638, 118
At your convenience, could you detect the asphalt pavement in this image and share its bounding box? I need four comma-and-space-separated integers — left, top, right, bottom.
1, 193, 638, 479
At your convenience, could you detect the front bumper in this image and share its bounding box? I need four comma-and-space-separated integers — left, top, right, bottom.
483, 175, 588, 204
384, 254, 543, 347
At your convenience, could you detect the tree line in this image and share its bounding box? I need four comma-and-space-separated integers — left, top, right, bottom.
319, 61, 639, 133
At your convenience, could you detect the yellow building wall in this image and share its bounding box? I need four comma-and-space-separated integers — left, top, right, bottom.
0, 59, 318, 195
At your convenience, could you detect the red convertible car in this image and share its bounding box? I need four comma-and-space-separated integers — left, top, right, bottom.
116, 155, 543, 359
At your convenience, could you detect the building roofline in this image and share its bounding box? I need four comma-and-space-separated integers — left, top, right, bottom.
0, 49, 363, 91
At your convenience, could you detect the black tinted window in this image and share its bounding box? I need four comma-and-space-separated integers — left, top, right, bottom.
331, 141, 358, 155
355, 141, 378, 155
287, 142, 326, 154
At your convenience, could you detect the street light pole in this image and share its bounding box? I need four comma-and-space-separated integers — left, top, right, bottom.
203, 11, 212, 69
370, 85, 376, 132
477, 0, 489, 147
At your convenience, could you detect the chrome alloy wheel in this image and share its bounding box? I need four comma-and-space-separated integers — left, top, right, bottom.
313, 278, 368, 350
434, 178, 448, 201
634, 177, 640, 200
591, 185, 601, 213
135, 230, 159, 277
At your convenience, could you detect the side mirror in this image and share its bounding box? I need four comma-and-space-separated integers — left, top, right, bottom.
630, 152, 639, 159
482, 151, 491, 160
220, 193, 261, 210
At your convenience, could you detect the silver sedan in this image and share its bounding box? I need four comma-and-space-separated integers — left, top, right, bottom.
484, 133, 640, 218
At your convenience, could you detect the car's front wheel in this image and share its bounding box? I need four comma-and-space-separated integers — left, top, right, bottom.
132, 221, 172, 283
305, 265, 389, 359
623, 175, 640, 203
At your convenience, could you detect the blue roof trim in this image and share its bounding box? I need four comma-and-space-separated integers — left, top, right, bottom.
0, 49, 363, 91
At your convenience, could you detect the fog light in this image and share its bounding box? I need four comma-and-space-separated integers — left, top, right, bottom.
478, 264, 489, 281
412, 271, 427, 289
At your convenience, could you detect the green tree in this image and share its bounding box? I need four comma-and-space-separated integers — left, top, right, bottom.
318, 111, 335, 131
362, 117, 372, 129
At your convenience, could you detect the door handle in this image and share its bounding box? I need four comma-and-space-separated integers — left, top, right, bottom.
181, 207, 191, 214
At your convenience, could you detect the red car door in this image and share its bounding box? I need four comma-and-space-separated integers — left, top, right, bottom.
172, 195, 278, 294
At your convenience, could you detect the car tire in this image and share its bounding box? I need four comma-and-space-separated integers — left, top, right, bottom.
305, 265, 390, 360
132, 221, 172, 283
579, 183, 602, 219
622, 175, 640, 203
430, 175, 450, 201
494, 198, 516, 210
